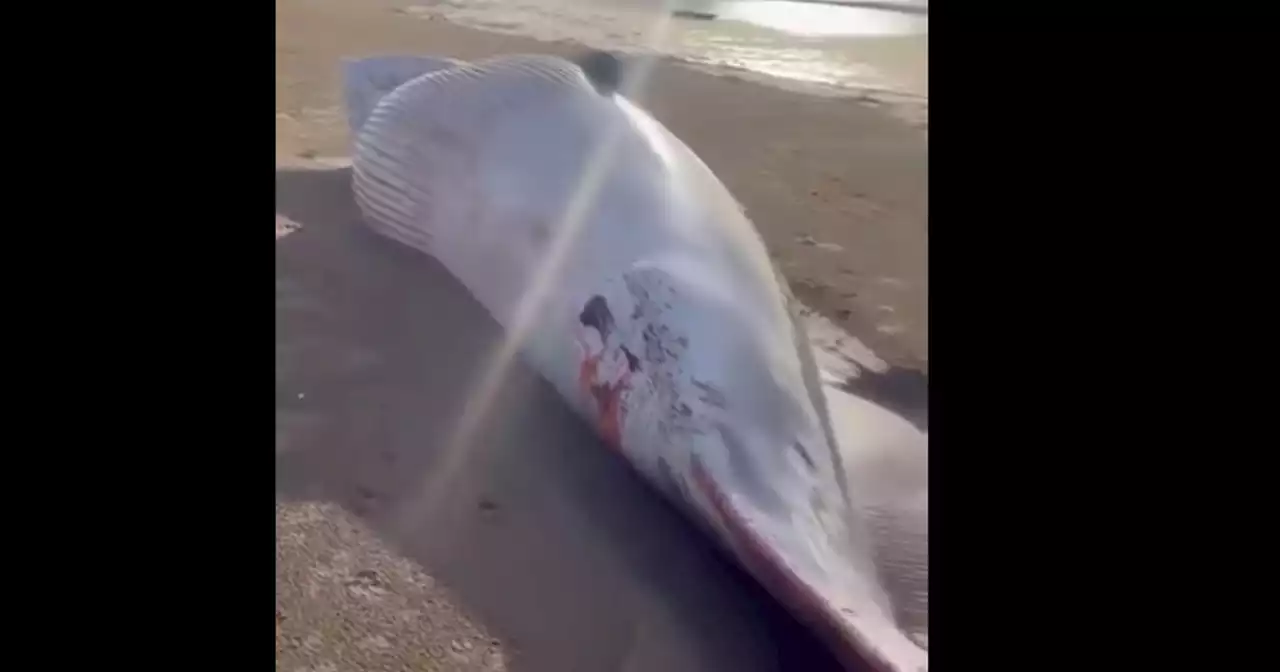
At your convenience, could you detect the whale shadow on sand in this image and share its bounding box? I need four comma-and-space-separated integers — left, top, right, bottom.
274, 166, 854, 672
842, 367, 928, 432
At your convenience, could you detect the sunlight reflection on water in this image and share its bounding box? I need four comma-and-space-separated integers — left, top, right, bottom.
414, 0, 927, 100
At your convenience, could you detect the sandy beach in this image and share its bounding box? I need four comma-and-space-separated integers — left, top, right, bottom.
276, 0, 927, 669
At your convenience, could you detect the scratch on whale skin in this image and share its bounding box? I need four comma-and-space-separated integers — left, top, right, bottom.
578, 350, 632, 450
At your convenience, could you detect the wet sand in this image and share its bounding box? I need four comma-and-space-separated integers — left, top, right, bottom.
276, 0, 926, 670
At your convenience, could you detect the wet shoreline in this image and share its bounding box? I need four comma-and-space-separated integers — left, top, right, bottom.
399, 0, 927, 121
706, 0, 927, 15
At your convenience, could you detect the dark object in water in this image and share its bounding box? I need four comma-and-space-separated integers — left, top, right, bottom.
573, 49, 624, 95
673, 9, 718, 20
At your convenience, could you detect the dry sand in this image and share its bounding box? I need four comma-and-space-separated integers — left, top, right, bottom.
276, 0, 927, 670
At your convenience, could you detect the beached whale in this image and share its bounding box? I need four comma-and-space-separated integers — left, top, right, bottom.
343, 52, 926, 672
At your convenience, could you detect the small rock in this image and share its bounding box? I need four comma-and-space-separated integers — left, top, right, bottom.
836, 309, 852, 321
298, 149, 317, 159
478, 497, 498, 512
796, 235, 818, 246
297, 392, 305, 399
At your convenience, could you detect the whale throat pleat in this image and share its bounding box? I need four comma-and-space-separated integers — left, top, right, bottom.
349, 55, 600, 256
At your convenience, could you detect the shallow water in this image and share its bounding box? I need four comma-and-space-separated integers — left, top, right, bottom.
405, 0, 927, 104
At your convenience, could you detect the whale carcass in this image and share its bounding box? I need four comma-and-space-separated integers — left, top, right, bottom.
343, 52, 927, 672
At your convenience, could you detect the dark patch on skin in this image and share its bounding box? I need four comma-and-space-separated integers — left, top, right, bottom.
693, 379, 727, 409
792, 441, 817, 471
577, 295, 643, 450
579, 294, 615, 340
572, 49, 624, 95
621, 346, 641, 373
640, 323, 677, 367
580, 295, 642, 373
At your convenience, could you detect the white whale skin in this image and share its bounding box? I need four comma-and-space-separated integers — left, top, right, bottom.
343, 53, 927, 672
